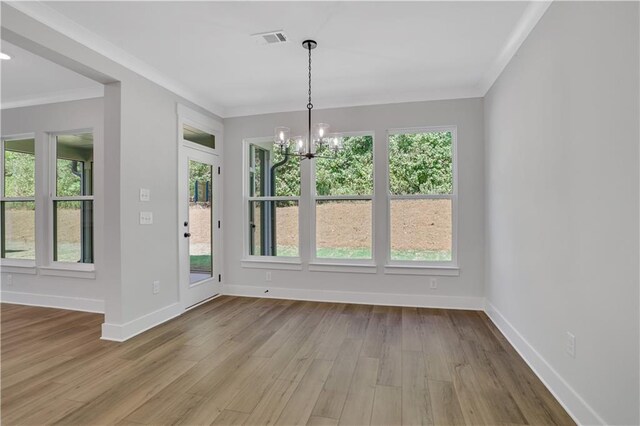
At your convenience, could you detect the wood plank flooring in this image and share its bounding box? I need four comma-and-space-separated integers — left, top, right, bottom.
1, 297, 575, 425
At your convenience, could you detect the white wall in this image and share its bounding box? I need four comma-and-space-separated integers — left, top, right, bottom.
484, 2, 639, 425
2, 4, 222, 340
223, 98, 485, 307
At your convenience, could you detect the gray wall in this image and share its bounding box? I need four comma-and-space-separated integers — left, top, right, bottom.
484, 2, 639, 424
224, 98, 485, 302
1, 98, 105, 307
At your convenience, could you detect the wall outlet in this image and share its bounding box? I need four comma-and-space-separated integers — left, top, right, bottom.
140, 211, 153, 225
430, 277, 438, 289
152, 280, 160, 294
566, 332, 576, 358
140, 188, 151, 202
5, 274, 12, 286
266, 271, 272, 282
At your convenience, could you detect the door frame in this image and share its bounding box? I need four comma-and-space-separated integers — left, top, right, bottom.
177, 104, 223, 311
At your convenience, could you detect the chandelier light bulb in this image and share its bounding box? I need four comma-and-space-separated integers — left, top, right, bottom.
274, 127, 290, 147
295, 137, 306, 154
330, 135, 342, 152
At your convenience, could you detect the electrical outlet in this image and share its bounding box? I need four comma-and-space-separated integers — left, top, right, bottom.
266, 272, 272, 282
566, 332, 576, 358
153, 280, 160, 294
5, 274, 12, 287
430, 277, 438, 289
140, 211, 153, 225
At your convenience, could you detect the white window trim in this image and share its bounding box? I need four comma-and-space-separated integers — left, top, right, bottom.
310, 131, 376, 267
385, 126, 459, 270
47, 129, 95, 271
308, 262, 377, 274
1, 133, 37, 268
242, 137, 302, 263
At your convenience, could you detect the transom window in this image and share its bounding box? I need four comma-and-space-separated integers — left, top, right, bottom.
183, 123, 215, 150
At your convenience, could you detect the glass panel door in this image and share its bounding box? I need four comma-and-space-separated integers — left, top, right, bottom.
188, 159, 213, 284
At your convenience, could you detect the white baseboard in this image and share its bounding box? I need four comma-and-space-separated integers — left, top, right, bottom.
484, 301, 605, 426
100, 302, 182, 342
223, 284, 484, 310
0, 290, 104, 313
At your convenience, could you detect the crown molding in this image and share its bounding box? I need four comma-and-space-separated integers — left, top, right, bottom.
477, 1, 553, 96
1, 86, 104, 110
5, 1, 226, 118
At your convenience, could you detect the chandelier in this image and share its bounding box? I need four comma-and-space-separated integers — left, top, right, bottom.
274, 40, 343, 159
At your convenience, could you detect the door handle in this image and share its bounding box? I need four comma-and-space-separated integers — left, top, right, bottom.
184, 232, 191, 238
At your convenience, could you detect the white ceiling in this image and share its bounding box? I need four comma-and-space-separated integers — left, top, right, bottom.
0, 40, 103, 109
6, 1, 544, 117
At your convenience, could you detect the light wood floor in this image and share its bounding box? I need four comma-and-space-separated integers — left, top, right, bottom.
1, 297, 574, 425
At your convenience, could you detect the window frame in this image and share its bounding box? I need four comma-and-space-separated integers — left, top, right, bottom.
0, 133, 37, 267
242, 136, 301, 264
385, 126, 458, 269
310, 131, 376, 266
48, 129, 95, 271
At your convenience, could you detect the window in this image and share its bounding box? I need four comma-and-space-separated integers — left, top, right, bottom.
1, 136, 36, 260
313, 134, 374, 261
52, 132, 94, 264
388, 128, 456, 264
183, 124, 215, 149
246, 138, 300, 258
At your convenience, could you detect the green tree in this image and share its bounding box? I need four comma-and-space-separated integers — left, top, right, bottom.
189, 160, 212, 201
389, 132, 452, 194
4, 151, 35, 197
315, 135, 373, 196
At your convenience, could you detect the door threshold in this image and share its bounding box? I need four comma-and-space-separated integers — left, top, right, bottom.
185, 293, 222, 311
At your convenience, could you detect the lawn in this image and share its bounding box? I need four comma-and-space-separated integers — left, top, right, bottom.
190, 254, 212, 272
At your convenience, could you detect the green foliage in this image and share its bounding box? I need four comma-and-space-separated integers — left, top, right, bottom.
273, 149, 300, 196
389, 132, 452, 195
56, 159, 82, 196
4, 151, 35, 197
267, 136, 374, 197
189, 160, 212, 201
316, 136, 373, 196
265, 132, 452, 197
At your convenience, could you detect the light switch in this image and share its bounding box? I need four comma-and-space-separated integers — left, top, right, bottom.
140, 211, 153, 225
140, 188, 151, 202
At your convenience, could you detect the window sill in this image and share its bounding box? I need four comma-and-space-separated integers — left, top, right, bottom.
384, 264, 459, 276
1, 260, 37, 275
40, 264, 96, 279
241, 258, 303, 271
309, 262, 377, 274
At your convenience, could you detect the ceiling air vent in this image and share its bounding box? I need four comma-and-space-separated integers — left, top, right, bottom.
252, 30, 288, 45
